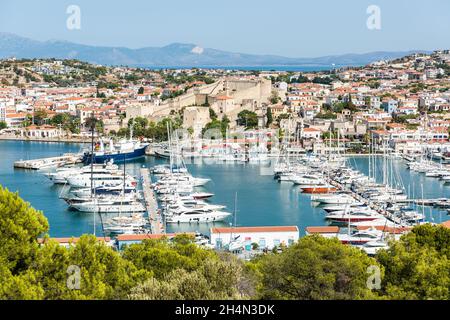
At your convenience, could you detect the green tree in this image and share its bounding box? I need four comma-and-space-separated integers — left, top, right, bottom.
209, 107, 217, 120
202, 119, 223, 138
312, 76, 333, 85
62, 235, 150, 299
84, 116, 104, 134
0, 186, 49, 273
122, 236, 216, 279
0, 121, 7, 130
129, 117, 149, 137
117, 127, 130, 137
237, 110, 258, 129
0, 259, 44, 299
33, 109, 48, 125
269, 91, 280, 104
129, 252, 254, 300
221, 115, 230, 137
315, 112, 337, 120
266, 107, 273, 127
138, 87, 144, 94
376, 225, 450, 300
254, 235, 379, 300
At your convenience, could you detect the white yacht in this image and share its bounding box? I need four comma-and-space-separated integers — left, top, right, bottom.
165, 209, 232, 223
336, 228, 383, 245
70, 198, 145, 213
326, 211, 384, 223
67, 172, 136, 188
45, 161, 119, 184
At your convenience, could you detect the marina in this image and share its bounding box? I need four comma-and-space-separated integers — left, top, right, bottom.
1, 0, 450, 303
1, 139, 450, 252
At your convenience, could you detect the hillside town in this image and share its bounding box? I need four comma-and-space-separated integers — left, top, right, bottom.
1, 50, 450, 157
3, 0, 450, 306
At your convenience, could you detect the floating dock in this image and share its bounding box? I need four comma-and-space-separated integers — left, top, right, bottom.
13, 153, 82, 170
140, 168, 165, 234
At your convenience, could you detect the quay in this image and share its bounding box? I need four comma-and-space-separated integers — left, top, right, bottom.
326, 179, 407, 225
140, 168, 165, 234
0, 135, 91, 144
13, 153, 82, 170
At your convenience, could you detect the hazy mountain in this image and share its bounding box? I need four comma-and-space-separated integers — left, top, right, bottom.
0, 32, 430, 68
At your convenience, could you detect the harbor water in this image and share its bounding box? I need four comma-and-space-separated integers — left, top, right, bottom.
0, 140, 448, 237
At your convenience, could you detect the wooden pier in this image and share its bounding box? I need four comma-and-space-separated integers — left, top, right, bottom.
140, 168, 165, 234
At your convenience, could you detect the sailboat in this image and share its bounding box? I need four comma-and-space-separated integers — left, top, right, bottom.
227, 193, 245, 252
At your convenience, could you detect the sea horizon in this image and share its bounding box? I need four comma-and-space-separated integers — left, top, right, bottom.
135, 64, 357, 72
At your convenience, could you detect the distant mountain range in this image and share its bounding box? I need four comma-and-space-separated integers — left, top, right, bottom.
0, 32, 431, 68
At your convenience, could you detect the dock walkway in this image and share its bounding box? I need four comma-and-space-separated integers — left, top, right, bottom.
13, 154, 82, 170
140, 168, 164, 234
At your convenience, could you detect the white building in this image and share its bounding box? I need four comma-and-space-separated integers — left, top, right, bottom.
19, 125, 63, 138
0, 104, 5, 122
210, 226, 299, 250
301, 127, 321, 139
5, 113, 27, 127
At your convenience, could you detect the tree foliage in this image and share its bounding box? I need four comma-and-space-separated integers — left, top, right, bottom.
118, 117, 182, 141
50, 113, 80, 134
253, 235, 379, 300
237, 110, 258, 129
0, 186, 49, 273
1, 185, 449, 301
129, 253, 253, 300
266, 107, 273, 127
376, 225, 450, 300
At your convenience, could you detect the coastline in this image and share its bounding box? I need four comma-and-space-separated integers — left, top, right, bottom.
0, 135, 91, 144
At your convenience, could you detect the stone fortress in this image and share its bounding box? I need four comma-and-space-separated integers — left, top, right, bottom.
126, 78, 272, 137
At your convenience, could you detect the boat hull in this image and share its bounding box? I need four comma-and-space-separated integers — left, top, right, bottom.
83, 145, 148, 164
326, 216, 381, 222
166, 212, 230, 223
302, 187, 337, 194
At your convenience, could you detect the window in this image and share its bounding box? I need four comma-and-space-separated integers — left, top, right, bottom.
259, 238, 266, 249
273, 239, 280, 247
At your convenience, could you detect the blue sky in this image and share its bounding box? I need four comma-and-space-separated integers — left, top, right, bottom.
0, 0, 449, 57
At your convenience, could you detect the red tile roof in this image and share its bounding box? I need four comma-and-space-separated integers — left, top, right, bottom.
306, 226, 340, 234
304, 128, 321, 132
442, 221, 450, 229
215, 95, 232, 101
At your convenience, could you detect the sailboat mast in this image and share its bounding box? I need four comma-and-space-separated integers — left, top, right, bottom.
234, 192, 237, 228
123, 154, 126, 196
90, 113, 95, 198
167, 122, 174, 172
89, 112, 96, 236
230, 192, 238, 244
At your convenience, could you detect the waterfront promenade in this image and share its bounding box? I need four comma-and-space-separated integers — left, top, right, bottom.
0, 134, 91, 144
